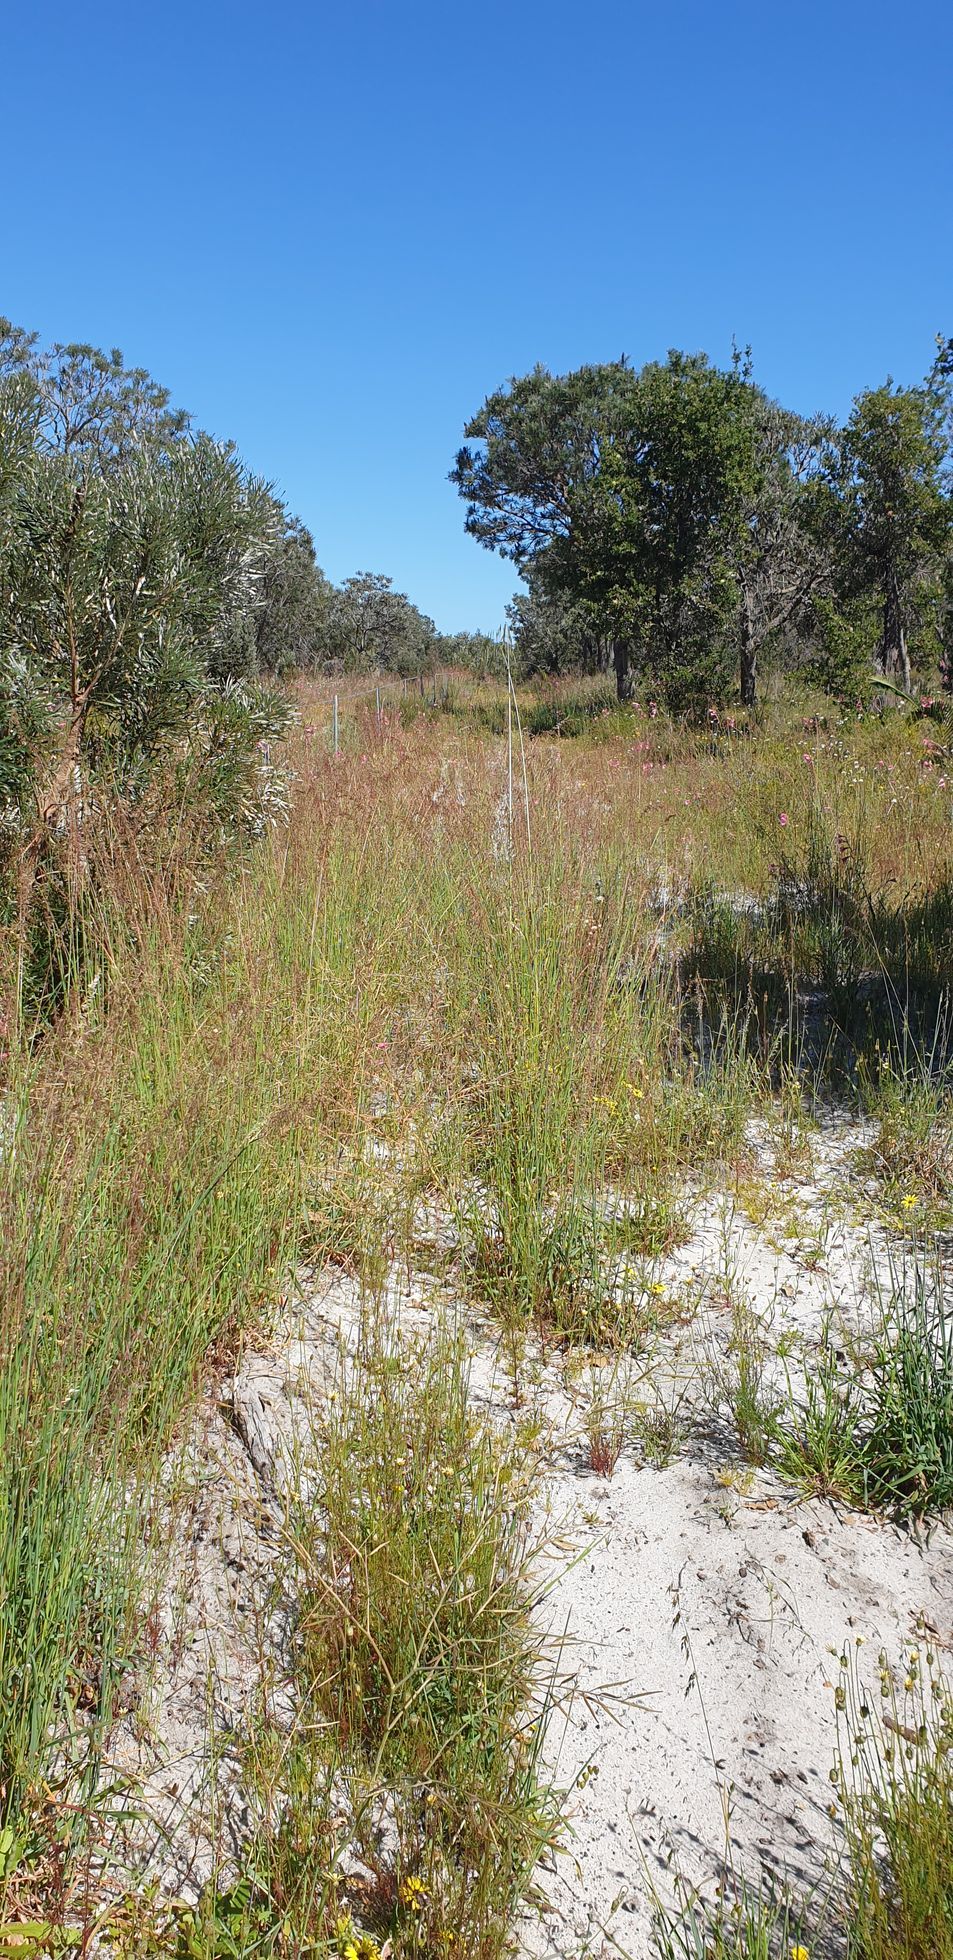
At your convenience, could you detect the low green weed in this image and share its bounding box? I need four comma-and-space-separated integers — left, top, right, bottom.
776, 1248, 953, 1517
857, 1247, 953, 1515
580, 1357, 643, 1476
705, 1295, 784, 1468
605, 1195, 689, 1260
775, 1324, 866, 1501
631, 1372, 697, 1468
857, 1059, 953, 1231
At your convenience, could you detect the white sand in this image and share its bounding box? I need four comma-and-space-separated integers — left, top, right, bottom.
107, 1118, 953, 1954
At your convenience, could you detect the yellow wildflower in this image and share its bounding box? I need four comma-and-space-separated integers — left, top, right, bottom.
790, 1946, 810, 1960
398, 1875, 426, 1912
901, 1193, 919, 1211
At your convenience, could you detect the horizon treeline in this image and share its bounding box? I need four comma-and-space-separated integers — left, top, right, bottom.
0, 315, 492, 820
3, 311, 953, 1008
0, 314, 499, 1020
457, 338, 953, 712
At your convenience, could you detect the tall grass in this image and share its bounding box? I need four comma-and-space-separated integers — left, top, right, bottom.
290, 1315, 559, 1960
2, 677, 952, 1939
0, 817, 415, 1830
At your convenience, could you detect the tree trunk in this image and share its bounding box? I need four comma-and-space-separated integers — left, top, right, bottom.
881, 569, 911, 693
739, 583, 757, 709
612, 637, 634, 702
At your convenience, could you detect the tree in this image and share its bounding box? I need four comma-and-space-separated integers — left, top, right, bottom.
506, 570, 609, 680
452, 360, 637, 695
840, 383, 949, 691
38, 339, 190, 467
249, 510, 333, 675
3, 435, 277, 803
604, 349, 768, 708
732, 402, 838, 706
452, 351, 796, 709
0, 318, 290, 908
327, 572, 436, 674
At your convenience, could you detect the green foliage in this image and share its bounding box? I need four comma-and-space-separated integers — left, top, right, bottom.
507, 568, 610, 679
3, 435, 274, 772
777, 1251, 953, 1518
807, 594, 880, 703
859, 1064, 953, 1231
293, 1319, 558, 1960
652, 1878, 807, 1959
327, 571, 437, 675
775, 1322, 867, 1501
841, 381, 950, 686
455, 339, 953, 711
858, 1249, 953, 1515
0, 319, 298, 869
252, 513, 335, 675
435, 628, 508, 677
453, 350, 833, 711
0, 317, 317, 1016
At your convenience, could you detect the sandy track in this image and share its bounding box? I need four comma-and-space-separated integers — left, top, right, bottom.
107, 1124, 953, 1955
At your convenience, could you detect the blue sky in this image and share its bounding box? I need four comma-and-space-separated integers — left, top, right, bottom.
4, 0, 952, 632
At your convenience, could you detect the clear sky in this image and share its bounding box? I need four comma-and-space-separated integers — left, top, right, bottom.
3, 0, 951, 632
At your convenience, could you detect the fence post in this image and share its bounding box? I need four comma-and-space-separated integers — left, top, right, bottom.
376, 684, 382, 730
333, 694, 339, 754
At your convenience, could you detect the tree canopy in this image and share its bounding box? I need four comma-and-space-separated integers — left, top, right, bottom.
454, 344, 952, 708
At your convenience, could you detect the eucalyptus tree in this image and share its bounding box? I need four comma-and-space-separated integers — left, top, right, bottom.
251, 512, 334, 674
451, 359, 639, 696
452, 350, 805, 709
840, 382, 949, 691
328, 572, 437, 674
733, 401, 838, 705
